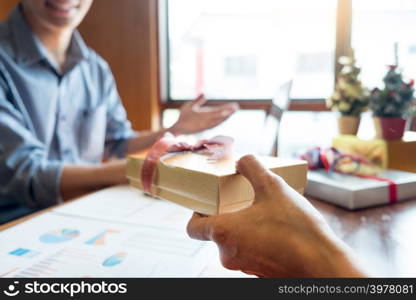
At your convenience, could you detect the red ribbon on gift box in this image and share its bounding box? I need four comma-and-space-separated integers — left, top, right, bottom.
301, 147, 398, 204
356, 174, 398, 204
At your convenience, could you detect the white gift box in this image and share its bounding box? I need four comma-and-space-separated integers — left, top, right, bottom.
305, 169, 416, 210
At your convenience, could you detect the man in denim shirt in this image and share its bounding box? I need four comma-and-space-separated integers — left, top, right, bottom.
0, 0, 238, 223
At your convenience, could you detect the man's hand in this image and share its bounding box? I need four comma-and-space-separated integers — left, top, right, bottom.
187, 155, 367, 277
170, 95, 239, 135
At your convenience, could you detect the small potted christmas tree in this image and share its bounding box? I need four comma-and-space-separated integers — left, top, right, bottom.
370, 65, 414, 140
327, 52, 369, 135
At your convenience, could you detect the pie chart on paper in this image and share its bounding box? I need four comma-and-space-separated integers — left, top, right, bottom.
102, 252, 127, 267
39, 228, 80, 244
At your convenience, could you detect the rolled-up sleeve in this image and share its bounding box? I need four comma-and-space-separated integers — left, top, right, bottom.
100, 61, 136, 158
0, 97, 63, 208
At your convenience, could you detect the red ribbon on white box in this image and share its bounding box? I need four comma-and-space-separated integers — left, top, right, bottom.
356, 174, 398, 204
301, 147, 399, 204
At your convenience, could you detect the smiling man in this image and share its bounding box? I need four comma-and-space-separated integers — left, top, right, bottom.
0, 0, 238, 223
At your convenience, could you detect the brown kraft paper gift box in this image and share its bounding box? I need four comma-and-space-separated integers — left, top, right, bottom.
127, 152, 308, 215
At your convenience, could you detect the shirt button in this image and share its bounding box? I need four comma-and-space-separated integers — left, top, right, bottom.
63, 149, 71, 156
60, 115, 67, 121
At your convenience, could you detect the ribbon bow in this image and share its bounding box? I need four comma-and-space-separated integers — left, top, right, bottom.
141, 133, 234, 196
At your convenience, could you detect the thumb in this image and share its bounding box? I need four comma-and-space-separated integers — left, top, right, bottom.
236, 155, 280, 202
186, 212, 215, 241
191, 93, 206, 108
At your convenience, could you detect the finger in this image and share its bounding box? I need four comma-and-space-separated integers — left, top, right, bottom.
201, 102, 239, 114
197, 116, 233, 131
201, 110, 234, 122
205, 116, 233, 129
186, 212, 215, 241
236, 155, 279, 200
191, 94, 206, 108
200, 105, 239, 122
214, 102, 239, 112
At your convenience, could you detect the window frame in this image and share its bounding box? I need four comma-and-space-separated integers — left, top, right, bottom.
158, 0, 353, 111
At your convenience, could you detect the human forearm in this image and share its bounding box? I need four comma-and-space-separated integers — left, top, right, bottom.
60, 160, 127, 200
126, 128, 183, 154
324, 245, 368, 278
125, 96, 239, 155
187, 155, 369, 278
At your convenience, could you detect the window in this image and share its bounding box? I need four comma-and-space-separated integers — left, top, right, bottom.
224, 56, 257, 78
167, 0, 337, 101
352, 0, 416, 89
162, 0, 416, 107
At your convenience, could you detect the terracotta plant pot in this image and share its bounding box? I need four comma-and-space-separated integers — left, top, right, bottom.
374, 117, 406, 140
338, 116, 361, 135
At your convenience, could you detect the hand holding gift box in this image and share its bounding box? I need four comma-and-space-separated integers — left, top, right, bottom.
127, 134, 307, 215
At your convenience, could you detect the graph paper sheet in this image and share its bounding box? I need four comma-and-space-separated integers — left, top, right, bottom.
0, 185, 248, 277
52, 185, 193, 230
0, 211, 216, 278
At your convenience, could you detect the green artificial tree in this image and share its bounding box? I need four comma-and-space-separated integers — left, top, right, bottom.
327, 52, 369, 116
369, 65, 415, 117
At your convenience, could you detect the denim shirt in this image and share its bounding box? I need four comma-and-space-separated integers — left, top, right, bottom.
0, 6, 135, 221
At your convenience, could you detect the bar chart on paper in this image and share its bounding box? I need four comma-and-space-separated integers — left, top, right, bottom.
0, 209, 216, 277
9, 248, 40, 258
0, 185, 246, 277
12, 247, 96, 278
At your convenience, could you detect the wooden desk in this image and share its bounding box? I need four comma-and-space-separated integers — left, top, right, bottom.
310, 197, 416, 277
2, 196, 416, 277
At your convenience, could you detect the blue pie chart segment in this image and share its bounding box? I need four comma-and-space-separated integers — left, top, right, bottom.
39, 229, 80, 244
102, 252, 126, 267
